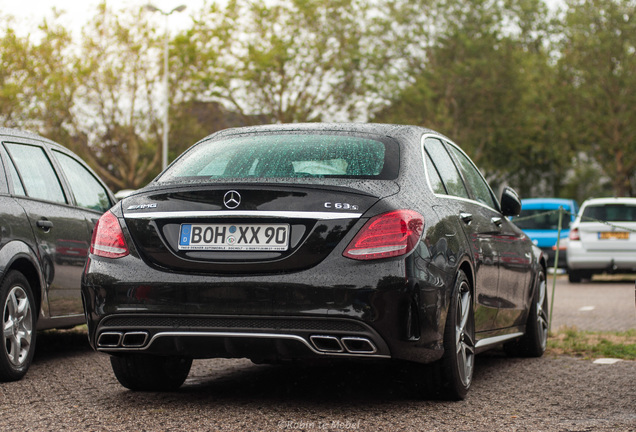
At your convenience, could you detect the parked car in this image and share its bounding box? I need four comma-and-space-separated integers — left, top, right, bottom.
82, 123, 547, 400
566, 197, 636, 283
513, 198, 578, 268
0, 128, 115, 381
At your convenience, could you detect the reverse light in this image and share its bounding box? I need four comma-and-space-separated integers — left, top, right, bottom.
568, 228, 580, 241
343, 210, 424, 260
552, 239, 568, 251
90, 211, 129, 259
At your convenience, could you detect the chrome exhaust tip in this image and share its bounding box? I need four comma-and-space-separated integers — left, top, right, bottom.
97, 332, 123, 348
121, 331, 149, 347
310, 335, 344, 353
341, 337, 377, 354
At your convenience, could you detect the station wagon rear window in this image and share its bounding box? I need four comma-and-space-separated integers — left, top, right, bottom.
581, 204, 636, 222
158, 133, 399, 182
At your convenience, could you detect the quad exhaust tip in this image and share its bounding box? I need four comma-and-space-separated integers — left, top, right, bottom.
310, 335, 344, 353
97, 332, 122, 348
122, 332, 149, 347
310, 335, 377, 355
97, 331, 377, 355
97, 331, 148, 348
341, 337, 377, 354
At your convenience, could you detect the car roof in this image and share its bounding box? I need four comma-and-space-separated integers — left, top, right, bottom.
198, 122, 445, 143
580, 197, 636, 207
0, 127, 68, 151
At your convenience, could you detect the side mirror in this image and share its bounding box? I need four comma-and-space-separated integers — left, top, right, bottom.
501, 187, 521, 217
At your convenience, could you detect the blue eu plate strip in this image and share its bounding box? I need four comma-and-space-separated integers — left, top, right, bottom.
180, 224, 192, 246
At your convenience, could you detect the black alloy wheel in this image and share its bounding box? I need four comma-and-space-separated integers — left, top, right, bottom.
438, 270, 475, 400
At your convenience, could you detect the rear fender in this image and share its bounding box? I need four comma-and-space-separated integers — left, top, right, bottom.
0, 240, 48, 319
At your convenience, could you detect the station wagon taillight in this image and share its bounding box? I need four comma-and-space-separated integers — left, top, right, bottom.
343, 210, 424, 260
568, 228, 580, 241
90, 211, 129, 259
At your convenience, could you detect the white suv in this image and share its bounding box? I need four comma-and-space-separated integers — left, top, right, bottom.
566, 197, 636, 282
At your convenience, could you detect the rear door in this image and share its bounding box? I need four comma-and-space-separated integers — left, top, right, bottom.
445, 143, 531, 329
423, 137, 500, 332
50, 148, 113, 251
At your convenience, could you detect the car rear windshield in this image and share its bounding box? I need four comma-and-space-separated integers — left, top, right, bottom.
515, 209, 571, 230
157, 133, 399, 182
581, 204, 636, 222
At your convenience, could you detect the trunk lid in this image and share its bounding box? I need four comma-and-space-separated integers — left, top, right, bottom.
577, 221, 636, 252
122, 183, 392, 273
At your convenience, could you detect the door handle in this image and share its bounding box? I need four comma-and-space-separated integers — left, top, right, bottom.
460, 212, 473, 224
36, 219, 54, 230
491, 217, 503, 226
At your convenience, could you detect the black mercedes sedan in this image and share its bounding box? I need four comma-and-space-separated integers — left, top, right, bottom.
82, 123, 548, 399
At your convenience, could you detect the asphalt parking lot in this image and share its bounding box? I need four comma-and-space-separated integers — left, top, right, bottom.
1, 275, 634, 432
549, 274, 635, 331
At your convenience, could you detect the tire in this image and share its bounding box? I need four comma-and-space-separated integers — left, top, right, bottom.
1, 271, 37, 382
110, 354, 192, 391
505, 268, 548, 358
435, 270, 475, 400
568, 269, 582, 283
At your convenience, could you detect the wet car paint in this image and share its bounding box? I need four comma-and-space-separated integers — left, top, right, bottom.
82, 123, 545, 396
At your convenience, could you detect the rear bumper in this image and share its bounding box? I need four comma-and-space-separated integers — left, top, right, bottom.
82, 253, 451, 364
566, 243, 636, 272
92, 314, 391, 361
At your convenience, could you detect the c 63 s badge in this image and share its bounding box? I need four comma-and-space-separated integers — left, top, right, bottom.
324, 202, 359, 210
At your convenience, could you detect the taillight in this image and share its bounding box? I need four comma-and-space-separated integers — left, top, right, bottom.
90, 211, 129, 259
568, 228, 580, 241
343, 210, 424, 260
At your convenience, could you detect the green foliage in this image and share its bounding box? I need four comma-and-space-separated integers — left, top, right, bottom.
0, 24, 30, 127
373, 0, 567, 197
181, 0, 371, 123
69, 2, 165, 190
548, 328, 636, 360
557, 0, 636, 197
0, 0, 634, 197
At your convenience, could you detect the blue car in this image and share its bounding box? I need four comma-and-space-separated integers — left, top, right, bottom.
513, 198, 579, 268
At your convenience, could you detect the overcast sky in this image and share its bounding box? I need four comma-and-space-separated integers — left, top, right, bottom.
0, 0, 209, 36
2, 0, 564, 38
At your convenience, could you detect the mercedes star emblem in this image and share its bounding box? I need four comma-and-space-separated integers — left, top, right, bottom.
223, 190, 241, 209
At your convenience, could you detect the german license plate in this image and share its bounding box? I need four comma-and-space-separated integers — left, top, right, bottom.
179, 223, 289, 251
598, 231, 629, 240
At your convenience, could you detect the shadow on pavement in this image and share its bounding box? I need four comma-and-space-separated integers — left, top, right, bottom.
172, 351, 512, 403
33, 327, 91, 362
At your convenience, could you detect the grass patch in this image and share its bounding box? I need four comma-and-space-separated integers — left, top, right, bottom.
547, 327, 636, 360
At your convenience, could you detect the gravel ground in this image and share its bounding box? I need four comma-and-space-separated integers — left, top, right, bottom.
1, 278, 634, 432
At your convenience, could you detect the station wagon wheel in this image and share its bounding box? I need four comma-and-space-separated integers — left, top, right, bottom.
439, 270, 475, 400
567, 269, 582, 283
505, 267, 548, 357
1, 271, 37, 382
110, 354, 193, 391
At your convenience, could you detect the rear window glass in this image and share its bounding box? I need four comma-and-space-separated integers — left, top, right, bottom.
581, 204, 636, 222
515, 209, 571, 230
157, 133, 398, 182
